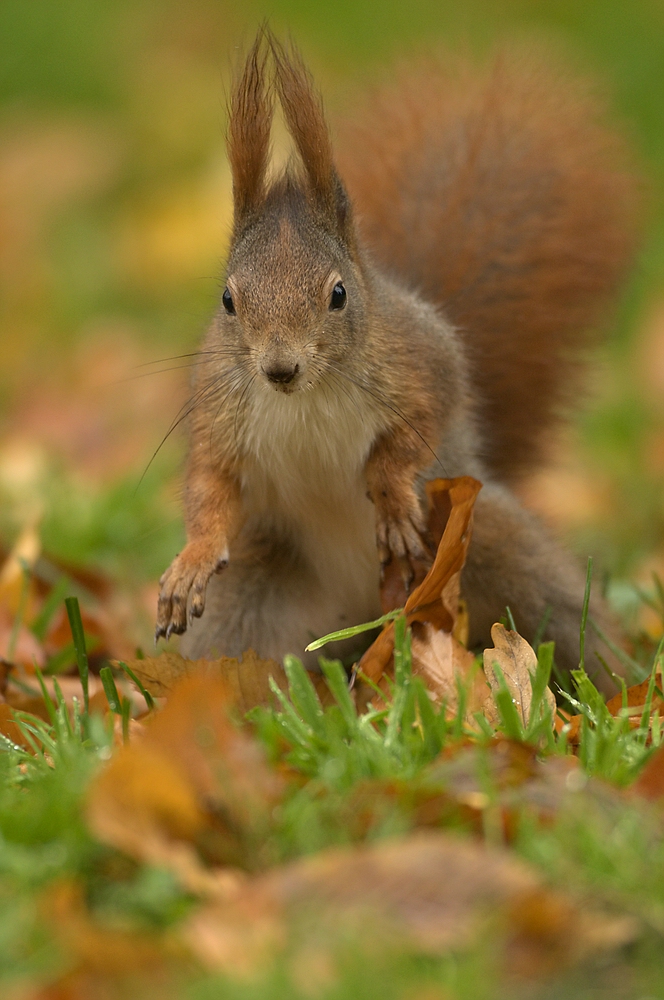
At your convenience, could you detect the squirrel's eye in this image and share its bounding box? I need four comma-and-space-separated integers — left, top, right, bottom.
222, 287, 235, 315
329, 282, 347, 311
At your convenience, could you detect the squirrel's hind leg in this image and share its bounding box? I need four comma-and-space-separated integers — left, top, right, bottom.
463, 483, 626, 698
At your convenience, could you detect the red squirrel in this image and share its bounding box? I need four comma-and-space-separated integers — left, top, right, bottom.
155, 33, 637, 694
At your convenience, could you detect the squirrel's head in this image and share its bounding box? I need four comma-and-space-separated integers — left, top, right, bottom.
217, 31, 366, 395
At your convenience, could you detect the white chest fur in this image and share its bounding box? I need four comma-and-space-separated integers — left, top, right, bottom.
237, 378, 384, 607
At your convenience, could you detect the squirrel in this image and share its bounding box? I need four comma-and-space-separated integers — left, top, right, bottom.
155, 32, 637, 695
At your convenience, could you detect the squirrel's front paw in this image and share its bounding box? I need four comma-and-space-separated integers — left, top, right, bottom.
372, 489, 428, 591
155, 540, 228, 641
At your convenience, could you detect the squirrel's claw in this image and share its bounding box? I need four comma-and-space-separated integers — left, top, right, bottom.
155, 542, 229, 642
375, 506, 427, 595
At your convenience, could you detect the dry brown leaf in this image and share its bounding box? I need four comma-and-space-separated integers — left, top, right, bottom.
118, 647, 334, 713
606, 668, 664, 721
420, 744, 622, 845
631, 743, 664, 800
183, 831, 636, 978
115, 648, 280, 701
357, 477, 481, 700
557, 665, 664, 747
483, 624, 556, 729
410, 622, 488, 719
0, 701, 34, 749
87, 671, 283, 881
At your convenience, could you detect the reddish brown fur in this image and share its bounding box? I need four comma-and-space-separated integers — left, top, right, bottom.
227, 29, 274, 224
336, 50, 638, 479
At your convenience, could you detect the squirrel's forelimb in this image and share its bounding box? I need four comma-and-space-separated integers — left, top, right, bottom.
155, 445, 241, 640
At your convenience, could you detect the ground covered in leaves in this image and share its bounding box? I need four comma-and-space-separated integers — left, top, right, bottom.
3, 480, 664, 1000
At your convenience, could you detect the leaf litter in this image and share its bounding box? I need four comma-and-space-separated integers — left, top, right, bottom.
3, 478, 664, 995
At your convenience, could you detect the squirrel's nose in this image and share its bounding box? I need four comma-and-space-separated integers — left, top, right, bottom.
264, 362, 299, 385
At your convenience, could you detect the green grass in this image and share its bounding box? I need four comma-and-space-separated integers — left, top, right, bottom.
3, 599, 664, 997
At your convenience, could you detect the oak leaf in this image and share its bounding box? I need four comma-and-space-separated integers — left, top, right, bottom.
410, 622, 488, 719
483, 623, 556, 730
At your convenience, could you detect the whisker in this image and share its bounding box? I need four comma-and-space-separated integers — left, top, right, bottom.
115, 360, 224, 384
327, 362, 447, 475
325, 368, 362, 414
134, 347, 251, 369
135, 368, 242, 493
234, 372, 258, 448
209, 367, 249, 455
134, 352, 208, 367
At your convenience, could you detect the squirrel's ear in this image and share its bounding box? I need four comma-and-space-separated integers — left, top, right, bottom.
227, 29, 274, 225
271, 37, 353, 241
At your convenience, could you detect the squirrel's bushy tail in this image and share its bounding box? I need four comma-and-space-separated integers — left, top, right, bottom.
336, 48, 639, 481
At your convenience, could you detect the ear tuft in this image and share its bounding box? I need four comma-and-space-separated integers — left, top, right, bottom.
271, 36, 351, 236
227, 27, 273, 224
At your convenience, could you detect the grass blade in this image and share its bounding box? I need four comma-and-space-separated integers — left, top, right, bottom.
34, 667, 58, 727
268, 676, 313, 746
65, 596, 89, 715
579, 557, 593, 673
283, 655, 325, 737
589, 618, 647, 683
305, 609, 402, 651
100, 666, 122, 714
319, 658, 357, 730
121, 697, 131, 744
118, 661, 154, 711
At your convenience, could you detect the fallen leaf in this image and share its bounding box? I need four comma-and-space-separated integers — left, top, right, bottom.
557, 666, 664, 747
357, 477, 481, 701
553, 710, 583, 745
605, 669, 664, 722
410, 622, 488, 719
184, 831, 636, 978
87, 670, 284, 881
118, 647, 334, 713
631, 744, 664, 800
403, 478, 481, 634
419, 743, 621, 844
482, 624, 556, 730
0, 701, 34, 749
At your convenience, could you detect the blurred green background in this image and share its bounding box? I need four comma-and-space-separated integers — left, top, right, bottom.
0, 0, 663, 637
